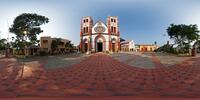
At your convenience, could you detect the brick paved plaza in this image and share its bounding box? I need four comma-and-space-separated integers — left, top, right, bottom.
0, 52, 200, 99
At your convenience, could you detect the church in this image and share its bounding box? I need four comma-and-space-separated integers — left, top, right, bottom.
80, 16, 120, 53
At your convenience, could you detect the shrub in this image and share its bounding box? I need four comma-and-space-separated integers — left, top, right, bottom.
39, 51, 47, 56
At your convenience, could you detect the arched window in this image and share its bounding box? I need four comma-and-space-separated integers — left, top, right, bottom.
111, 26, 113, 33
86, 27, 88, 33
83, 27, 85, 33
114, 27, 116, 33
111, 18, 113, 22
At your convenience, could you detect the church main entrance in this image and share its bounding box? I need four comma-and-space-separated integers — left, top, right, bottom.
95, 35, 105, 52
97, 42, 103, 52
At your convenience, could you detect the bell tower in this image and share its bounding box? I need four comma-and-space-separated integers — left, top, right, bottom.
107, 16, 120, 52
80, 17, 93, 52
107, 16, 119, 35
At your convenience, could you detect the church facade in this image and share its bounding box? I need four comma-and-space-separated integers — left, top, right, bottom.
80, 16, 120, 53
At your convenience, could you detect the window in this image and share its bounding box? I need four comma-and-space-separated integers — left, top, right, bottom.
43, 40, 48, 43
114, 19, 116, 23
60, 42, 64, 45
84, 19, 88, 23
86, 27, 88, 33
83, 27, 89, 33
111, 26, 113, 32
150, 48, 153, 51
83, 27, 85, 33
111, 18, 113, 22
114, 27, 116, 33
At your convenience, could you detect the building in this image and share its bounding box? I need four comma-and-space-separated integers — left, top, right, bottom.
40, 36, 70, 53
136, 44, 158, 52
80, 16, 120, 53
120, 40, 136, 52
25, 45, 40, 56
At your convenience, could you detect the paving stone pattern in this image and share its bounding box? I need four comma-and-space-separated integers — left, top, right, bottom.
0, 53, 200, 97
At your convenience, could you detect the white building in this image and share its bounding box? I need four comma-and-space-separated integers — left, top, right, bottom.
80, 16, 120, 53
120, 40, 136, 52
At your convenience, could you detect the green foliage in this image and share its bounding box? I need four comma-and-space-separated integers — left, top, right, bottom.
65, 41, 73, 48
51, 38, 61, 54
193, 40, 200, 53
65, 41, 75, 52
167, 24, 200, 53
156, 44, 177, 54
65, 41, 71, 48
197, 45, 200, 53
39, 51, 47, 56
0, 39, 6, 50
9, 13, 49, 51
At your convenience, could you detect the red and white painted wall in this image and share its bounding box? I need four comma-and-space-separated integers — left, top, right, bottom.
80, 16, 120, 53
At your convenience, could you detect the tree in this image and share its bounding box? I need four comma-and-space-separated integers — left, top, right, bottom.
193, 40, 200, 53
65, 41, 74, 52
0, 38, 6, 50
51, 38, 61, 54
155, 44, 177, 54
9, 13, 49, 54
167, 24, 199, 53
65, 41, 72, 48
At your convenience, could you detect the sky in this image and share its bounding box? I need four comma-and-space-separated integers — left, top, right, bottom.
0, 0, 200, 46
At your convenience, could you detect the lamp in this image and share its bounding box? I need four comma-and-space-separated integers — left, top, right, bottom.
23, 30, 28, 40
